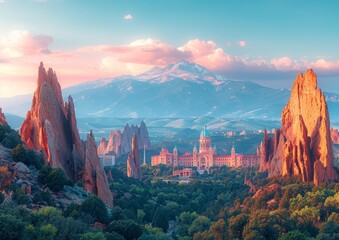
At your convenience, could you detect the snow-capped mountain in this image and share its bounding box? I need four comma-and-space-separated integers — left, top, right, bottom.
1, 60, 339, 123
137, 60, 226, 85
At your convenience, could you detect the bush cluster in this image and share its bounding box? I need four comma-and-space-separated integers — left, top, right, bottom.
38, 166, 72, 192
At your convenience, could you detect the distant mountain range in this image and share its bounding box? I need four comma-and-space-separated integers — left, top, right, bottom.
2, 60, 339, 126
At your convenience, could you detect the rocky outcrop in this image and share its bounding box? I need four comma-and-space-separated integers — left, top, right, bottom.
20, 62, 113, 206
97, 121, 151, 157
0, 108, 6, 125
260, 69, 337, 185
330, 127, 339, 144
98, 130, 122, 156
83, 131, 113, 208
253, 184, 282, 199
127, 133, 141, 180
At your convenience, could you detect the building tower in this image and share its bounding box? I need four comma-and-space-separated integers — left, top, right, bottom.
173, 146, 178, 167
231, 144, 236, 167
199, 125, 211, 153
143, 144, 147, 165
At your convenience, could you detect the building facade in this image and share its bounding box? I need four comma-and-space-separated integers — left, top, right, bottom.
173, 168, 193, 178
99, 154, 115, 167
151, 126, 260, 169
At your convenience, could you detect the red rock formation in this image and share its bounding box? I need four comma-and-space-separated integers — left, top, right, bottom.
0, 108, 7, 125
127, 133, 141, 180
97, 121, 151, 157
83, 131, 113, 208
244, 176, 257, 194
330, 127, 339, 144
97, 130, 122, 156
20, 62, 113, 206
253, 184, 282, 199
260, 69, 337, 185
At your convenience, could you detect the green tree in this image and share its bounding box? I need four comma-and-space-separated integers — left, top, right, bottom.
152, 206, 169, 232
105, 220, 142, 240
278, 230, 309, 240
228, 214, 249, 239
0, 213, 25, 240
209, 219, 228, 240
188, 216, 212, 236
47, 168, 67, 192
37, 224, 57, 240
80, 232, 106, 240
80, 196, 109, 224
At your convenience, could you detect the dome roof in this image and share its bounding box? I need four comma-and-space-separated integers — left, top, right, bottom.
200, 125, 210, 137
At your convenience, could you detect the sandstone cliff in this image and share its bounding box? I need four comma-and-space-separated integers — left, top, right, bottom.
127, 133, 141, 180
0, 107, 7, 125
98, 121, 151, 157
260, 69, 337, 185
20, 62, 113, 206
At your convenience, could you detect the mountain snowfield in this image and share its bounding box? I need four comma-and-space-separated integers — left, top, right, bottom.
1, 60, 339, 133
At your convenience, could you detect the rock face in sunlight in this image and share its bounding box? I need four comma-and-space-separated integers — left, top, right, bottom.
330, 127, 339, 144
98, 121, 151, 157
0, 108, 7, 125
260, 69, 337, 185
20, 62, 113, 207
83, 131, 113, 208
127, 133, 141, 180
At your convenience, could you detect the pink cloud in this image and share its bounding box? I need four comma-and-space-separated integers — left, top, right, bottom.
0, 31, 52, 58
124, 14, 133, 20
2, 31, 339, 97
238, 41, 246, 47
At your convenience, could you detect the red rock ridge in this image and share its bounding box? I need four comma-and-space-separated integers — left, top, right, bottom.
20, 62, 113, 207
97, 121, 151, 157
260, 69, 337, 185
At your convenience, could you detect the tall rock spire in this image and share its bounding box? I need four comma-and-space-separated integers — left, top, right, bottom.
20, 62, 113, 207
259, 69, 337, 185
127, 133, 141, 180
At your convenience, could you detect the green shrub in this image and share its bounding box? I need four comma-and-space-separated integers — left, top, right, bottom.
105, 220, 142, 240
1, 130, 22, 149
38, 166, 69, 192
47, 169, 67, 192
80, 196, 109, 224
13, 188, 31, 205
33, 190, 53, 206
12, 144, 44, 170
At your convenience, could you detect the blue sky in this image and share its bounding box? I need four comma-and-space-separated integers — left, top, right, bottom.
1, 0, 339, 96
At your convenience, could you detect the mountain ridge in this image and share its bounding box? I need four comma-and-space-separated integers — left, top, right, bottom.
1, 61, 339, 122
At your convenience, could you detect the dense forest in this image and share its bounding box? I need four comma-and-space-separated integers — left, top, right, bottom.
0, 123, 338, 240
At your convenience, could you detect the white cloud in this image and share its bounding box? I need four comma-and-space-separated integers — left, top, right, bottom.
0, 0, 5, 4
124, 14, 133, 20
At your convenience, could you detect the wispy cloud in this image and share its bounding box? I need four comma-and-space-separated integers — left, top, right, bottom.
124, 14, 133, 20
0, 0, 5, 4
